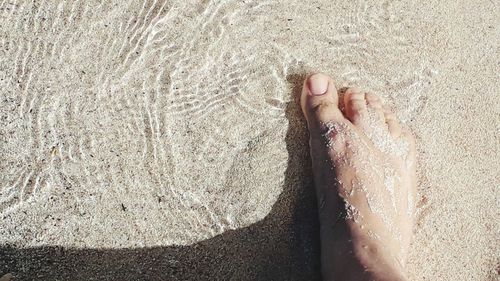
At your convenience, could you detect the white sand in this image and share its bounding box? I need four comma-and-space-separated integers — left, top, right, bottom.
0, 0, 498, 280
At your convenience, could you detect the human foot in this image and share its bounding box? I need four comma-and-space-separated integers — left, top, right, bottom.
300, 73, 417, 281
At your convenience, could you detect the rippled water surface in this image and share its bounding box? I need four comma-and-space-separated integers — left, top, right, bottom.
0, 0, 436, 247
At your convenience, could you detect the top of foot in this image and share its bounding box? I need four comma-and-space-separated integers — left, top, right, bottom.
301, 73, 416, 281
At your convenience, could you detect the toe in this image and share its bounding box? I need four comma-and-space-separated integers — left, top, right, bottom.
383, 105, 402, 137
365, 92, 386, 123
344, 89, 393, 146
300, 73, 345, 130
343, 87, 368, 125
365, 92, 383, 109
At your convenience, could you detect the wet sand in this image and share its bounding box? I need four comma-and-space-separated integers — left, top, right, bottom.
0, 0, 498, 280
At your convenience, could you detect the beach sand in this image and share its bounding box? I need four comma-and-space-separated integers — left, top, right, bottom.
0, 0, 498, 280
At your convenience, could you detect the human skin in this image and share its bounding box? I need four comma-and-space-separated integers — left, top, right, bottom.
300, 73, 416, 281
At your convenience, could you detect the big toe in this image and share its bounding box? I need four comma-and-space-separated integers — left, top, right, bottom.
300, 73, 345, 132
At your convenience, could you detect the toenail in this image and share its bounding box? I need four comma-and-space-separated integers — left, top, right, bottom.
308, 73, 329, 96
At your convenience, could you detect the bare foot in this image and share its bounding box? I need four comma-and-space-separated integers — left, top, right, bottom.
300, 73, 417, 281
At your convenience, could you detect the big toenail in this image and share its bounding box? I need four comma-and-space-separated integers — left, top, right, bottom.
308, 73, 329, 96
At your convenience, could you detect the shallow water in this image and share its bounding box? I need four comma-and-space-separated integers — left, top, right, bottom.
1, 0, 497, 280
0, 0, 436, 245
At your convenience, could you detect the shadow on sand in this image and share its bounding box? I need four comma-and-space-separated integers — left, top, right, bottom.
0, 74, 322, 281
